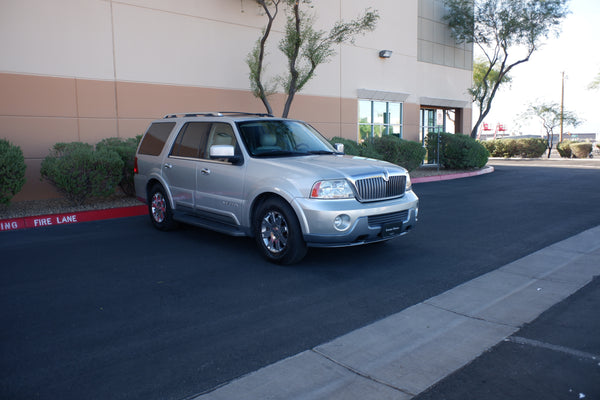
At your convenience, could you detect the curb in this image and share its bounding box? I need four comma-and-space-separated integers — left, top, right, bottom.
412, 165, 494, 183
0, 205, 148, 233
1, 167, 495, 233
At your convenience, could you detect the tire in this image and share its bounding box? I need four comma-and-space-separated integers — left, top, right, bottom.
148, 183, 177, 231
254, 197, 307, 265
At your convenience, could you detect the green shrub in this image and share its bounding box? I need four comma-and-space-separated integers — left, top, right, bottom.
329, 137, 364, 156
329, 136, 426, 171
96, 136, 140, 197
494, 139, 519, 158
570, 142, 592, 158
366, 135, 426, 171
427, 132, 489, 169
516, 138, 547, 158
41, 142, 124, 205
0, 139, 27, 205
480, 138, 547, 158
328, 137, 383, 160
444, 133, 489, 169
556, 140, 572, 158
480, 140, 496, 156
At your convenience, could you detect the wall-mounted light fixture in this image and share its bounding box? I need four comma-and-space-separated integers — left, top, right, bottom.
379, 50, 393, 59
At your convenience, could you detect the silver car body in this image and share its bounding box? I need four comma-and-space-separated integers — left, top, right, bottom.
134, 113, 418, 248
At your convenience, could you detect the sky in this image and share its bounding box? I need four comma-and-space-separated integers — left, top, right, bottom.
475, 0, 600, 136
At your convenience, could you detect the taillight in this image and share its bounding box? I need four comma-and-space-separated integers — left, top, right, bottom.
134, 157, 139, 174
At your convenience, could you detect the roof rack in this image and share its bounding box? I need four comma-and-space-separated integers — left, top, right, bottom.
163, 111, 274, 119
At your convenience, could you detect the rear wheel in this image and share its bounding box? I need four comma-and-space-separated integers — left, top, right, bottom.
254, 197, 307, 265
148, 184, 177, 231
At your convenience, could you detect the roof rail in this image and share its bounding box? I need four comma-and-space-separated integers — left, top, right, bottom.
162, 111, 274, 119
163, 112, 222, 118
217, 111, 274, 117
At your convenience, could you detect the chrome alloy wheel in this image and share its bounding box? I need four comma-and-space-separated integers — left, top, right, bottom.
151, 192, 167, 223
260, 210, 289, 253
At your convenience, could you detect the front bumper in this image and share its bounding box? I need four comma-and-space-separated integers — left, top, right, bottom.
292, 191, 419, 248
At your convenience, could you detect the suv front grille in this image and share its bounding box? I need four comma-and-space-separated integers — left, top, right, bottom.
353, 175, 406, 202
368, 210, 409, 227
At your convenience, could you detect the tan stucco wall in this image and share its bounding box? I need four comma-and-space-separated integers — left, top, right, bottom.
1, 73, 369, 200
1, 0, 473, 201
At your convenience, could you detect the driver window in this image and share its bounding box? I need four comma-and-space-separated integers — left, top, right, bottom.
206, 123, 237, 161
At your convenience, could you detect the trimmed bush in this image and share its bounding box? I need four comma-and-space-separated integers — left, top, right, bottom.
96, 136, 140, 197
516, 138, 547, 158
329, 136, 426, 171
570, 142, 592, 158
427, 132, 489, 169
557, 140, 573, 158
330, 136, 364, 156
480, 140, 496, 156
366, 135, 426, 171
479, 138, 547, 158
493, 139, 519, 158
41, 142, 124, 205
0, 139, 27, 205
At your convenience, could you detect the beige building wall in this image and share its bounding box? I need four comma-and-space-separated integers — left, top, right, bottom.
0, 0, 472, 201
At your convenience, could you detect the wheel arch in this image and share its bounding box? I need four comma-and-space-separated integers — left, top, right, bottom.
146, 178, 175, 209
249, 192, 308, 238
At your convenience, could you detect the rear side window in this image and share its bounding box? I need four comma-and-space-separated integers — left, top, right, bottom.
138, 122, 176, 156
170, 122, 211, 158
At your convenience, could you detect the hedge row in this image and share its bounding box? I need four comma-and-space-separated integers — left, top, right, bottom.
0, 139, 27, 205
426, 132, 489, 169
41, 137, 140, 206
330, 135, 426, 171
480, 138, 548, 158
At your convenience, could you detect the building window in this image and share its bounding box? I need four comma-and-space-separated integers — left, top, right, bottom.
358, 100, 403, 142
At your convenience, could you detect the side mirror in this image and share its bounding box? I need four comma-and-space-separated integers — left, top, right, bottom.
209, 145, 242, 164
334, 143, 345, 154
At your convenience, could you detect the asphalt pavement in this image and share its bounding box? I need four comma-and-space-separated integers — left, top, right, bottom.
1, 158, 599, 400
192, 224, 600, 400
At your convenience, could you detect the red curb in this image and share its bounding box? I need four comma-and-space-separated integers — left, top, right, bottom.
0, 204, 148, 233
412, 166, 494, 184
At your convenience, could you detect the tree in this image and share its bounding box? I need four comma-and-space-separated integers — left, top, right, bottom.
523, 101, 581, 158
443, 0, 570, 138
470, 58, 511, 132
588, 71, 600, 91
248, 0, 379, 117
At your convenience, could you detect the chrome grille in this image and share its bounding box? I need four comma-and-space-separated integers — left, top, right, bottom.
353, 174, 406, 202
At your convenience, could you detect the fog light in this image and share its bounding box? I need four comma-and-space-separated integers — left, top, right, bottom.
334, 214, 351, 231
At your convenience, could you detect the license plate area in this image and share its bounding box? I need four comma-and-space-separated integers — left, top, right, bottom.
382, 222, 402, 237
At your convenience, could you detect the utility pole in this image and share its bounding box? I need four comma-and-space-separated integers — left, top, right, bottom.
560, 71, 565, 143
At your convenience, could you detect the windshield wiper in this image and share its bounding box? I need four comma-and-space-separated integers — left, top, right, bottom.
307, 150, 341, 155
254, 150, 307, 157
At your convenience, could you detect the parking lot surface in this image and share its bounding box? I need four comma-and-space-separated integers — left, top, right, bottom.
1, 162, 599, 400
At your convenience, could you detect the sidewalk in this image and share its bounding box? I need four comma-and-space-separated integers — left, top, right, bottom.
191, 225, 600, 400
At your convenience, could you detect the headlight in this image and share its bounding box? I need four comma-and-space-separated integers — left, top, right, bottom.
310, 179, 354, 199
405, 174, 412, 191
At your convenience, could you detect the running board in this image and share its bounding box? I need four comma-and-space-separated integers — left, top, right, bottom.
173, 211, 247, 237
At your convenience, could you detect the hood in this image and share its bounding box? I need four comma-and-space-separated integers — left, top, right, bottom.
254, 154, 408, 180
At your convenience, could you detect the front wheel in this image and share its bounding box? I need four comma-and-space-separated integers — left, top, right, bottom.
254, 198, 307, 265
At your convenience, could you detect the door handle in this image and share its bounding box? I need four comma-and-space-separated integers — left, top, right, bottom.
163, 163, 173, 169
201, 168, 211, 175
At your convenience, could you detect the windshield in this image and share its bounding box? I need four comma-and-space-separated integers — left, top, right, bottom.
236, 120, 339, 157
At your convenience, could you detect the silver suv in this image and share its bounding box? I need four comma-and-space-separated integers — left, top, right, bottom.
134, 112, 418, 264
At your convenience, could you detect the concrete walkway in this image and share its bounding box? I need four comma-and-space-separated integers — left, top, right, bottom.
192, 225, 600, 399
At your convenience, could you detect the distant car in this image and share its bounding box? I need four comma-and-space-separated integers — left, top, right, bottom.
134, 112, 419, 264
